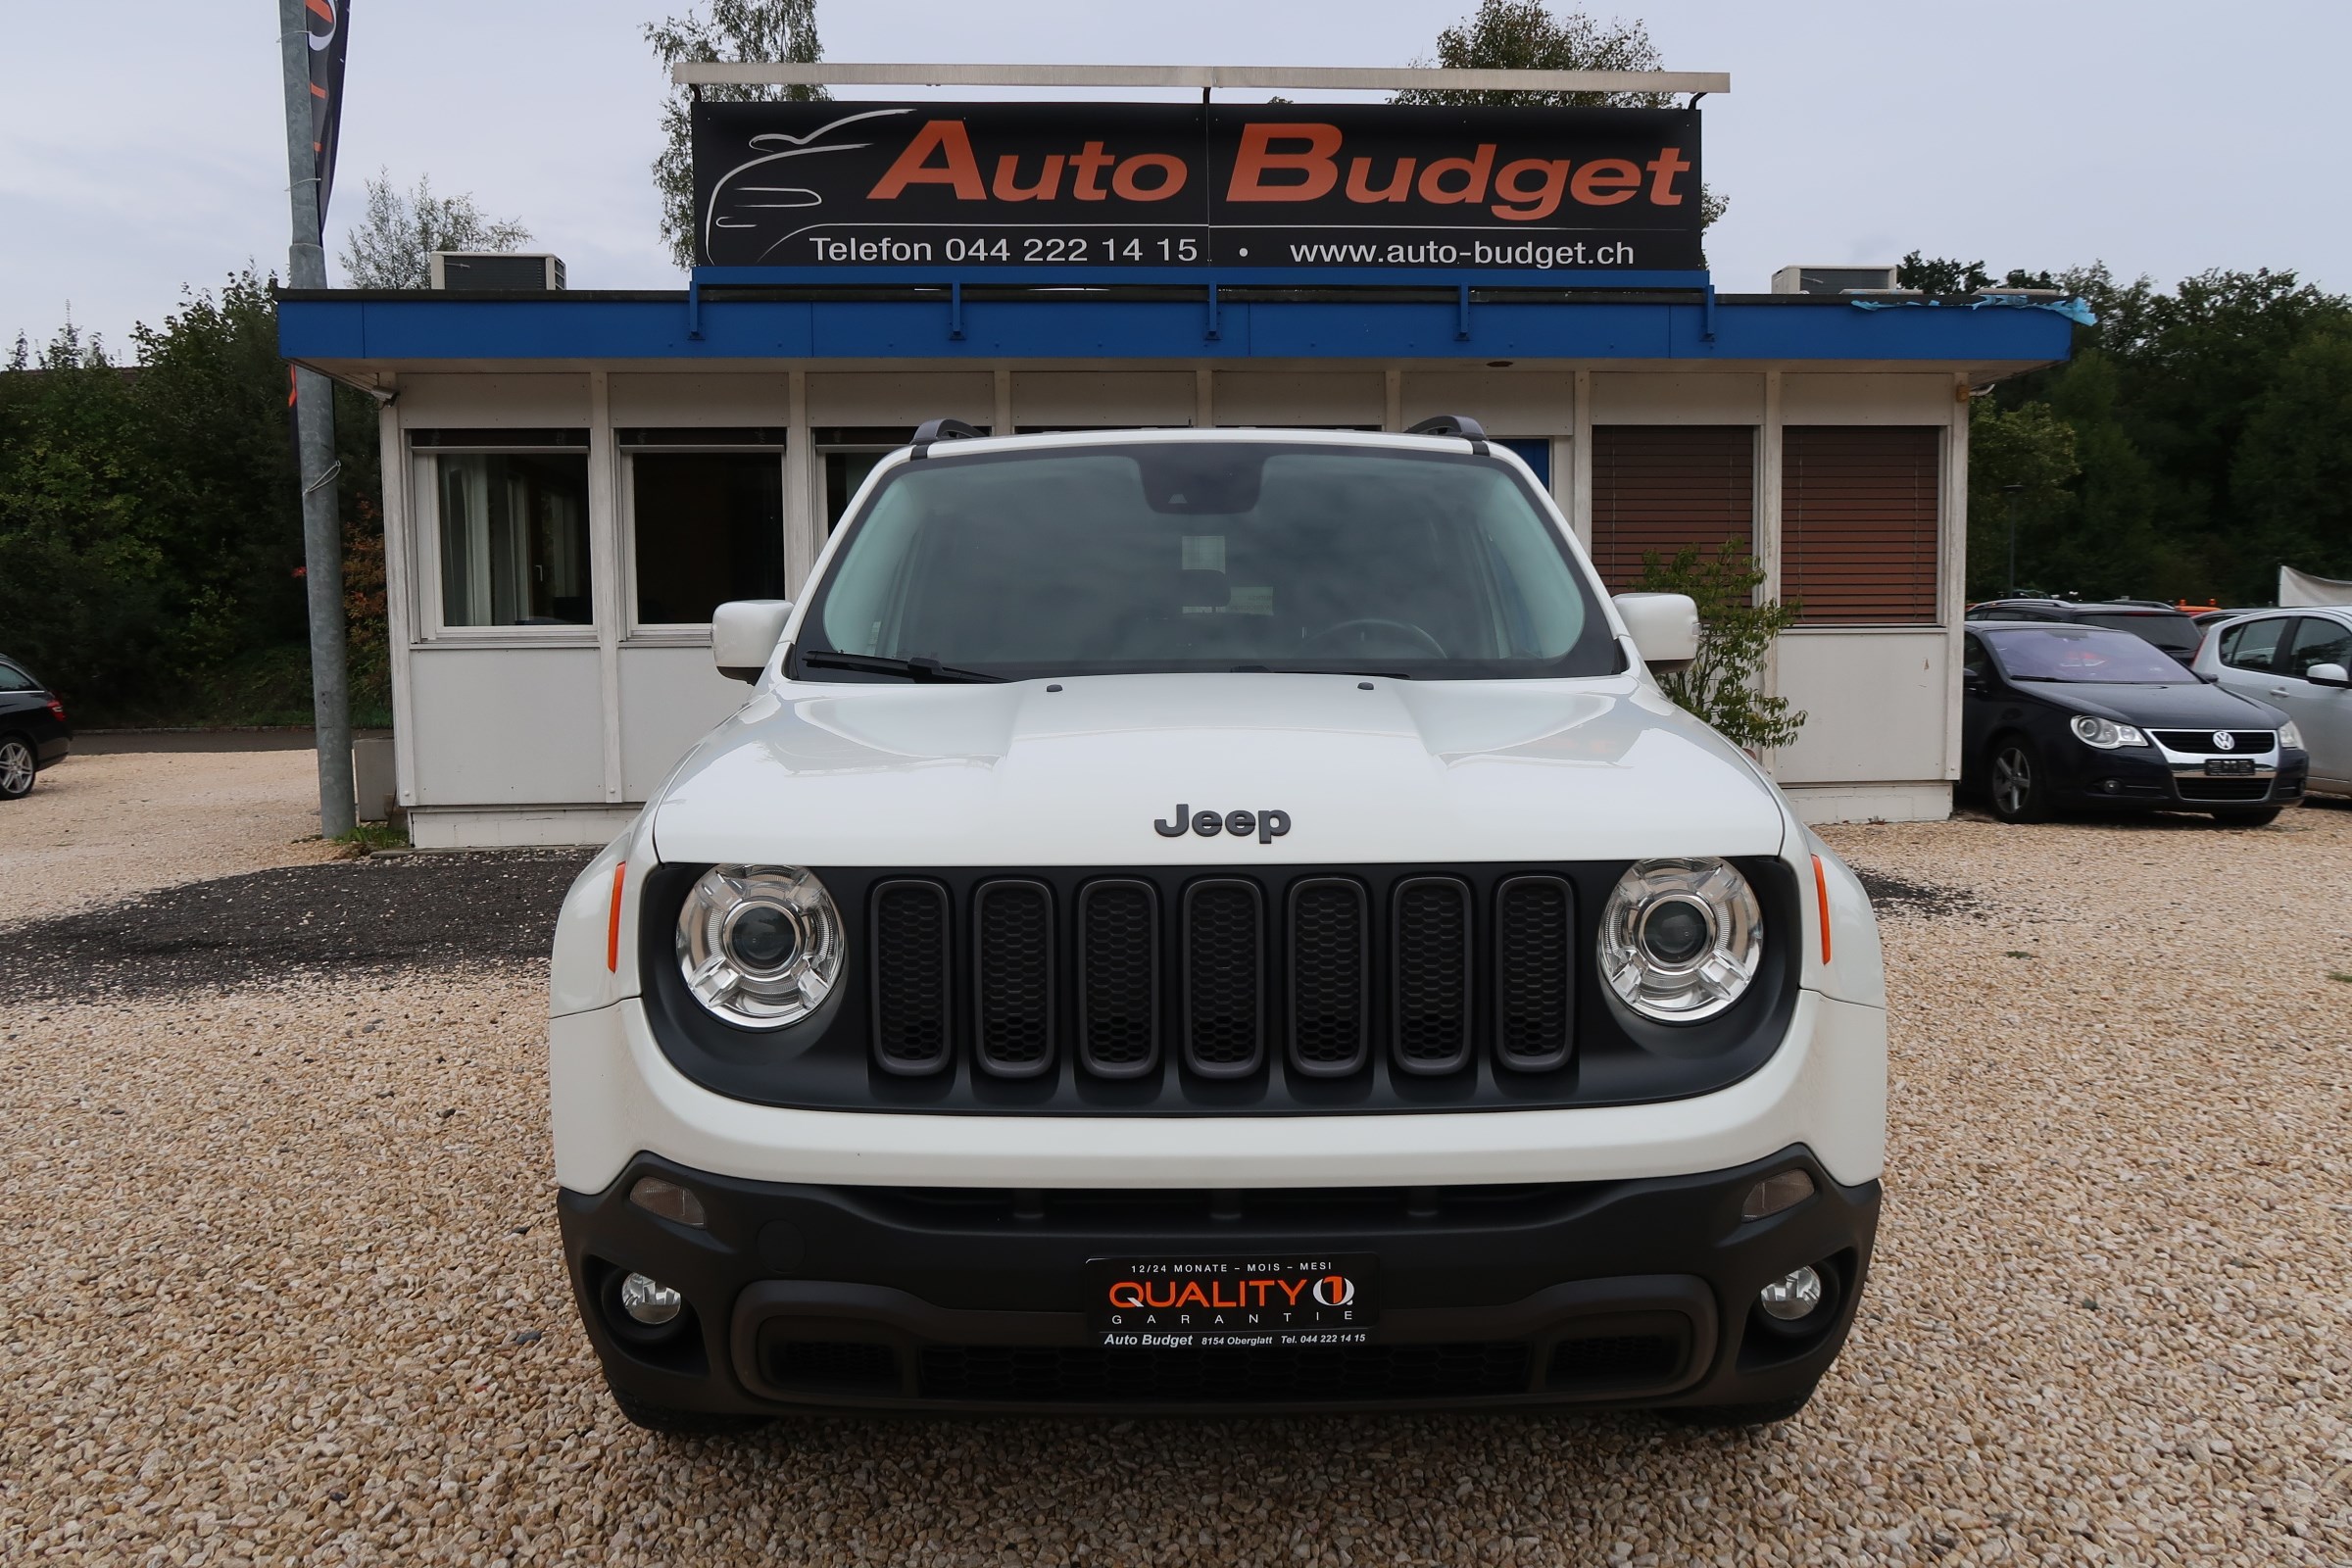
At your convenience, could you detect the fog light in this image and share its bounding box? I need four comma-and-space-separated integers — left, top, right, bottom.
1758, 1265, 1824, 1322
628, 1176, 708, 1229
617, 1271, 684, 1326
1740, 1168, 1816, 1221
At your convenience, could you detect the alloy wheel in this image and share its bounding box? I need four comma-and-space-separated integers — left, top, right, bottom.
0, 740, 33, 797
1990, 747, 2032, 818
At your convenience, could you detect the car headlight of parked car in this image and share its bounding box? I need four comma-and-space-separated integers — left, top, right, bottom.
1599, 857, 1764, 1023
2069, 714, 2148, 750
2278, 720, 2303, 750
675, 864, 844, 1029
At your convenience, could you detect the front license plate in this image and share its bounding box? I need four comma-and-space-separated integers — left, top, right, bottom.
1086, 1253, 1380, 1348
2205, 758, 2257, 775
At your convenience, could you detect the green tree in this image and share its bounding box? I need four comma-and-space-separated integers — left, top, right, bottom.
2233, 320, 2352, 584
1, 271, 386, 719
1631, 540, 1804, 752
338, 171, 532, 289
1897, 252, 1989, 294
647, 0, 826, 270
1392, 2, 1728, 229
1965, 397, 2077, 597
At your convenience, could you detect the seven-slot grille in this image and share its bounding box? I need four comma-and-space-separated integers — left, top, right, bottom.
2150, 729, 2275, 754
873, 873, 1578, 1082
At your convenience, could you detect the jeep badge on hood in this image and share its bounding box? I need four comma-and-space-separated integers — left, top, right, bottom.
1155, 805, 1292, 843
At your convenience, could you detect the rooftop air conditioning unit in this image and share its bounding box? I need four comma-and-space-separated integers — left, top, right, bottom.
1771, 265, 1904, 296
429, 252, 566, 291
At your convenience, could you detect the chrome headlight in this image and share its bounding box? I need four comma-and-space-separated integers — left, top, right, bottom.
1599, 857, 1763, 1023
675, 864, 844, 1029
2278, 719, 2303, 750
2070, 714, 2148, 749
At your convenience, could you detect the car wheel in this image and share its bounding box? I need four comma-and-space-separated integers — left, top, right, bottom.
2209, 808, 2281, 827
1662, 1388, 1816, 1429
1985, 737, 2051, 823
0, 736, 35, 800
603, 1374, 772, 1437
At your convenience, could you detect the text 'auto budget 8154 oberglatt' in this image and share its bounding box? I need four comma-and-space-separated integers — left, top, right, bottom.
545, 417, 1887, 1432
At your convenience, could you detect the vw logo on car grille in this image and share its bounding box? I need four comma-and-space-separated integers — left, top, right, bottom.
2215, 731, 2236, 751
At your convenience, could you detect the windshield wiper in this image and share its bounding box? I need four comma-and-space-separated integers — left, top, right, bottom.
798, 651, 1004, 684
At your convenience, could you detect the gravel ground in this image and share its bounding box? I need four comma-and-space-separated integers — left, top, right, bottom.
4, 803, 2349, 1565
0, 748, 341, 927
0, 853, 592, 999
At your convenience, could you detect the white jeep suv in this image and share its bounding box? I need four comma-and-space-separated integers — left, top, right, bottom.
547, 418, 1886, 1432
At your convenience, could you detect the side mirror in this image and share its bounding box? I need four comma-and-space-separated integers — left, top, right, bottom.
1611, 592, 1700, 673
712, 599, 793, 683
2309, 662, 2351, 689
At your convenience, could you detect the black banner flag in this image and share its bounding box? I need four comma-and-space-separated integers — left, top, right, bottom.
305, 0, 353, 224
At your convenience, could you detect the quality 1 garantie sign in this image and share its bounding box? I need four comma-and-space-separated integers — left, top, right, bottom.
693, 101, 1701, 271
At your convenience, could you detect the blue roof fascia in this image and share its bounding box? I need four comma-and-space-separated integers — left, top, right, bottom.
278, 293, 2076, 366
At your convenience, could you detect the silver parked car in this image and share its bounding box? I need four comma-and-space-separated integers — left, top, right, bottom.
2191, 608, 2352, 797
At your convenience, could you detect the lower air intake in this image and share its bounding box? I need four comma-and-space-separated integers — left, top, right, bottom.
918, 1341, 1530, 1402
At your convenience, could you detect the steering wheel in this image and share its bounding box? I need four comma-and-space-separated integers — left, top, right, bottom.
1305, 618, 1448, 660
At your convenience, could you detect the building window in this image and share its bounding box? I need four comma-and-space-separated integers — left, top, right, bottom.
1496, 438, 1552, 492
1780, 426, 1940, 624
816, 427, 917, 532
1589, 426, 1755, 593
624, 437, 786, 626
431, 450, 593, 627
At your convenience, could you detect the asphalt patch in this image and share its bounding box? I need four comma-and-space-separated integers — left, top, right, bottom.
1853, 867, 1981, 918
0, 851, 595, 998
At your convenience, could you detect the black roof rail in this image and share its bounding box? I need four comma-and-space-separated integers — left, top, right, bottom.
1404, 414, 1490, 456
909, 417, 984, 458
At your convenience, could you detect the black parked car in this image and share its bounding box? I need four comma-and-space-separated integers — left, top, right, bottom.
1964, 598, 2202, 664
1961, 623, 2308, 825
0, 655, 72, 800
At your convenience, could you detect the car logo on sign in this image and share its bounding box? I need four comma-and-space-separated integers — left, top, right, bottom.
2216, 731, 2235, 751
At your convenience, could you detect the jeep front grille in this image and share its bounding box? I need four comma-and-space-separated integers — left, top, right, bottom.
875, 870, 1581, 1085
973, 880, 1054, 1076
870, 881, 952, 1074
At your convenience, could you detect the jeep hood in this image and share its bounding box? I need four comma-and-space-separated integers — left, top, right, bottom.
651, 673, 1788, 867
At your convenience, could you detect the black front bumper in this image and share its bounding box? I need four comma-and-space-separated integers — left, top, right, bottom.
560, 1148, 1880, 1416
2056, 745, 2306, 810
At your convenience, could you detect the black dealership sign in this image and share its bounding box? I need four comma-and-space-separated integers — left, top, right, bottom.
693, 102, 1701, 271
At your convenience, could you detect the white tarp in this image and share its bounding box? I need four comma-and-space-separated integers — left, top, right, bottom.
2279, 565, 2352, 607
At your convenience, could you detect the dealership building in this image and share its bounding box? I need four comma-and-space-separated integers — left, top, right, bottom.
277, 64, 2076, 849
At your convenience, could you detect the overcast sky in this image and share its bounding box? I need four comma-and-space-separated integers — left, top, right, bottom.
6, 0, 2348, 352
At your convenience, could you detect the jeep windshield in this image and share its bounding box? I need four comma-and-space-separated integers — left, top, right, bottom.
792, 440, 1619, 682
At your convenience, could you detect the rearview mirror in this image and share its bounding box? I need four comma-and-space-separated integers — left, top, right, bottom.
1611, 592, 1700, 673
2309, 662, 2350, 689
712, 599, 793, 683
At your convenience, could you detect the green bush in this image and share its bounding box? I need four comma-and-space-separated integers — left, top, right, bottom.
1630, 539, 1806, 754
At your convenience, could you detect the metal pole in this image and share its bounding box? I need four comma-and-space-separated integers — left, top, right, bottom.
2003, 483, 2025, 598
276, 0, 355, 837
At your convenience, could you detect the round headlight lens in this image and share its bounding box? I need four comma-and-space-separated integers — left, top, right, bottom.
2069, 714, 2148, 750
1600, 857, 1763, 1022
676, 864, 843, 1029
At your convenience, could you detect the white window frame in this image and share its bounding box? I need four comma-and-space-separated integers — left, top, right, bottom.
410, 437, 599, 645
